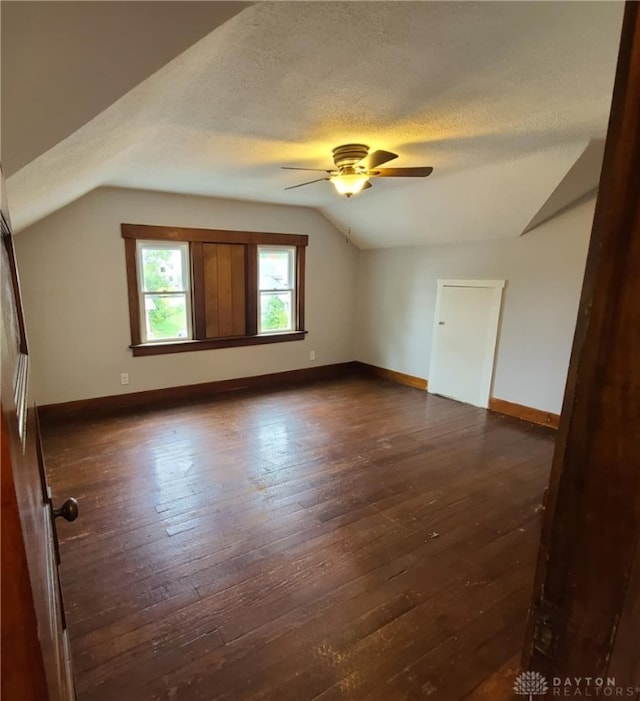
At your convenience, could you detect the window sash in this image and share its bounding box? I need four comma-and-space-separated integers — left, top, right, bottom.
141, 292, 192, 343
258, 290, 294, 333
258, 246, 295, 293
137, 240, 190, 293
136, 241, 192, 343
257, 246, 295, 335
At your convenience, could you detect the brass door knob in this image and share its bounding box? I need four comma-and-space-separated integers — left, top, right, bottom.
53, 497, 79, 522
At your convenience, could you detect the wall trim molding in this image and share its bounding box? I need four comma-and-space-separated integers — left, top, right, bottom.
355, 361, 428, 391
38, 360, 558, 430
39, 362, 359, 422
355, 363, 558, 430
489, 397, 560, 429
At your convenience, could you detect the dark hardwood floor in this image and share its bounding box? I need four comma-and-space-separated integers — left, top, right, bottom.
41, 376, 554, 701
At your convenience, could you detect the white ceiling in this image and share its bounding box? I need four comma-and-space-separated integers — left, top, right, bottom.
5, 1, 624, 247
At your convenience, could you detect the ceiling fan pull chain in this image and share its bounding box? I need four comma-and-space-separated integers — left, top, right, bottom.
346, 198, 352, 244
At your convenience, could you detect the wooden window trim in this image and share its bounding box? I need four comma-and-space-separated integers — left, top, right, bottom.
190, 241, 207, 339
122, 224, 308, 355
124, 238, 141, 346
122, 223, 308, 247
296, 244, 306, 333
129, 331, 307, 356
246, 243, 258, 337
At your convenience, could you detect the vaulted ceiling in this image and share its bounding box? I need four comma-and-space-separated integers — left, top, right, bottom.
2, 1, 624, 247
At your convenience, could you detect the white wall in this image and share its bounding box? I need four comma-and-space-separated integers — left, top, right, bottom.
15, 184, 594, 413
14, 187, 359, 405
355, 197, 596, 414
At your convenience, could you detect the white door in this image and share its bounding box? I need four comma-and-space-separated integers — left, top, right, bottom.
428, 280, 505, 408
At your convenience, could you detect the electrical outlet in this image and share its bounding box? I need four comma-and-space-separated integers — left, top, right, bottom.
120, 373, 129, 385
309, 350, 316, 361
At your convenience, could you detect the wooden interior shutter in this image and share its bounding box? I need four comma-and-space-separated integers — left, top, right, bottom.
203, 243, 246, 338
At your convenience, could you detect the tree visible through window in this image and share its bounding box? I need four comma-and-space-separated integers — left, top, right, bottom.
122, 224, 308, 356
138, 242, 191, 342
263, 296, 289, 330
258, 246, 295, 333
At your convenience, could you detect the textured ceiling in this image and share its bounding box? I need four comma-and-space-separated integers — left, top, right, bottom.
1, 1, 248, 175
6, 1, 624, 247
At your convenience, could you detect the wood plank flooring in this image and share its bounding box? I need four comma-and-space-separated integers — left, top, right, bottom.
41, 377, 555, 701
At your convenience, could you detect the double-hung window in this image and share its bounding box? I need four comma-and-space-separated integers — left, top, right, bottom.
258, 246, 295, 333
122, 224, 308, 356
137, 241, 192, 343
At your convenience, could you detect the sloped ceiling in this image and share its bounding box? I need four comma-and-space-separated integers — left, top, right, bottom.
523, 139, 605, 234
4, 1, 624, 247
1, 1, 249, 175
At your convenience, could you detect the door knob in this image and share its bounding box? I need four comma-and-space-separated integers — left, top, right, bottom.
53, 497, 79, 522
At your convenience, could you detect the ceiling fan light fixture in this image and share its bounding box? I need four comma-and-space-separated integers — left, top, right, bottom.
330, 173, 370, 197
283, 144, 432, 195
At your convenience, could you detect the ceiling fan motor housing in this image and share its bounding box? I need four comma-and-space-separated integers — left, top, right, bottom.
332, 144, 369, 170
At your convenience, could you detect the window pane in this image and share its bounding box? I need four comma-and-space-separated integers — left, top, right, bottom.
259, 291, 292, 332
141, 247, 186, 292
144, 294, 189, 341
259, 249, 293, 290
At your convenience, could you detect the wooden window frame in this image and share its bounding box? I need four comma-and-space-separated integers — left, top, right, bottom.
122, 224, 308, 357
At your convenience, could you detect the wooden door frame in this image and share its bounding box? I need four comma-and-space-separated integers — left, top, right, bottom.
521, 0, 640, 691
1, 178, 51, 698
1, 410, 50, 700
428, 279, 505, 408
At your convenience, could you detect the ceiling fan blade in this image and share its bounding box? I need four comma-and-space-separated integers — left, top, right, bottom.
284, 177, 330, 190
374, 167, 434, 177
281, 167, 333, 172
359, 149, 398, 169
362, 181, 373, 190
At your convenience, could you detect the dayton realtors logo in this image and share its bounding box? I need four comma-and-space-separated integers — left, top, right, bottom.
514, 672, 640, 698
514, 671, 549, 700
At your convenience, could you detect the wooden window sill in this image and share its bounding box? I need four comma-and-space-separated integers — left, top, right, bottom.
130, 331, 308, 357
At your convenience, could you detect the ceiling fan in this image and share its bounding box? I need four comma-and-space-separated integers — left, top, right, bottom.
282, 144, 433, 197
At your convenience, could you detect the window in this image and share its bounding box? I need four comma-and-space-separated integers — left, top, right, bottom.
122, 224, 308, 356
137, 242, 192, 343
258, 246, 295, 333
